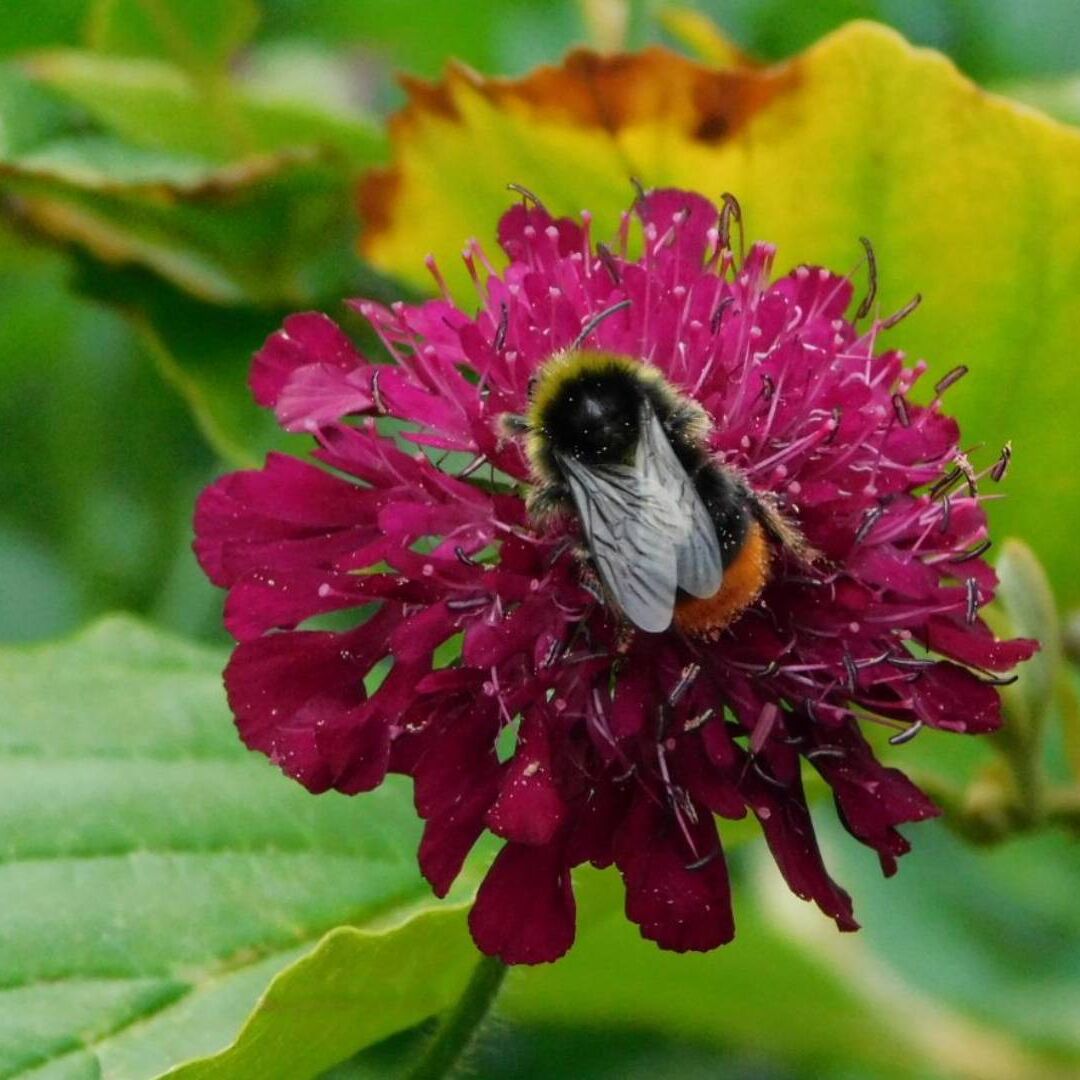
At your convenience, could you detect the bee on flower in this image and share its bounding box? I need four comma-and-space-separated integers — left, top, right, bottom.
195, 186, 1035, 964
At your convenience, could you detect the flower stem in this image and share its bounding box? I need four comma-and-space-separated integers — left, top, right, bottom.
406, 954, 507, 1080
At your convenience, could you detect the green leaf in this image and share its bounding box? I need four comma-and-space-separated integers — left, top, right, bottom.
86, 0, 259, 76
0, 56, 383, 306
359, 20, 1080, 605
25, 51, 383, 166
0, 618, 477, 1079
163, 907, 478, 1080
72, 260, 308, 468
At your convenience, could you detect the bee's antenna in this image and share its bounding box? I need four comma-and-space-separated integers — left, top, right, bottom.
855, 236, 878, 320
506, 182, 546, 211
570, 298, 632, 350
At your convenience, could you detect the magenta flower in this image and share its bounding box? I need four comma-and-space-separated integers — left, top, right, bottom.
195, 188, 1035, 964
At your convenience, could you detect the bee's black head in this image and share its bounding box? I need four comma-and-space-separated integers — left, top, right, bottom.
541, 366, 642, 466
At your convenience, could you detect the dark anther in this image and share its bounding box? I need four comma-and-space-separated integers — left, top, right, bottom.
934, 365, 969, 396
856, 236, 878, 320
595, 243, 622, 284
855, 650, 892, 669
752, 759, 788, 789
668, 663, 701, 707
890, 655, 936, 670
506, 182, 546, 210
493, 301, 509, 352
854, 505, 884, 544
959, 458, 978, 497
892, 393, 910, 427
930, 466, 962, 500
991, 441, 1012, 483
711, 296, 734, 334
842, 651, 858, 692
447, 595, 489, 611
718, 192, 744, 262
655, 704, 669, 742
571, 298, 633, 351
965, 577, 979, 624
881, 293, 922, 330
760, 374, 776, 401
950, 538, 992, 562
939, 493, 952, 534
454, 546, 478, 566
806, 746, 846, 762
888, 720, 923, 746
685, 846, 721, 872
542, 637, 564, 668
370, 367, 386, 414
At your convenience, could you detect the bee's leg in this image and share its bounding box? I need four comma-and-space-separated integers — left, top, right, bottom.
653, 392, 711, 454
750, 489, 820, 565
572, 550, 603, 600
525, 479, 572, 524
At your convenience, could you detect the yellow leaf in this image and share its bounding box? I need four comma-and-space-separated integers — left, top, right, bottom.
358, 20, 1080, 604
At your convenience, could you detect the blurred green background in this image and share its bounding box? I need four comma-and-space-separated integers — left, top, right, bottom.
1, 3, 1078, 1078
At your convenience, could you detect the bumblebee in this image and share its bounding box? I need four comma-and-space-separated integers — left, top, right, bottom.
506, 347, 809, 636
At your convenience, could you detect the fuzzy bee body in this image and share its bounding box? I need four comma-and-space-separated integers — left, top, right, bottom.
514, 350, 802, 635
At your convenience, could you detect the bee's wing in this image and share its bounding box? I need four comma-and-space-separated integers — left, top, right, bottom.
638, 403, 723, 600
558, 401, 723, 632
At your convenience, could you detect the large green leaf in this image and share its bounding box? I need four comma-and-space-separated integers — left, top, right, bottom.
0, 55, 383, 306
162, 906, 477, 1080
25, 51, 382, 166
0, 618, 479, 1079
85, 0, 259, 75
359, 20, 1080, 604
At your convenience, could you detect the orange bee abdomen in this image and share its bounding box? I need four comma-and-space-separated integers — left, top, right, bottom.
674, 520, 771, 637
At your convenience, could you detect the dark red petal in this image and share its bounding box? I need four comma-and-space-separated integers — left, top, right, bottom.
193, 453, 376, 588
925, 616, 1038, 672
418, 781, 496, 897
275, 364, 374, 431
745, 773, 858, 931
469, 842, 576, 964
636, 188, 719, 273
407, 706, 501, 896
486, 710, 566, 845
314, 704, 392, 794
614, 794, 734, 952
250, 312, 365, 410
807, 722, 938, 876
224, 627, 371, 792
910, 661, 1003, 733
224, 569, 430, 642
497, 203, 584, 266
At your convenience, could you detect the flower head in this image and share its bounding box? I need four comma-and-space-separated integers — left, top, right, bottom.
195, 187, 1035, 964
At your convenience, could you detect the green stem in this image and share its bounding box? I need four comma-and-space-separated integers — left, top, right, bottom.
406, 954, 508, 1080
